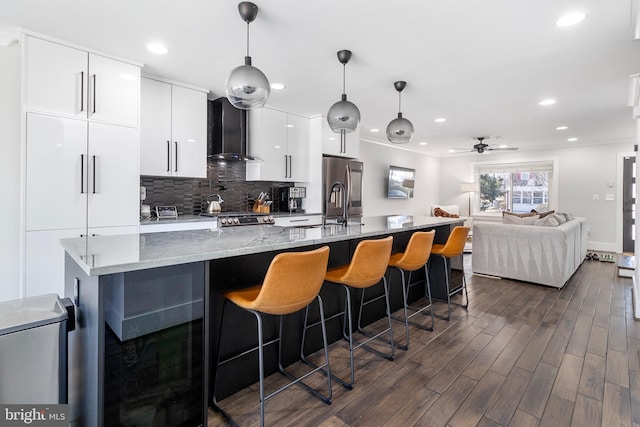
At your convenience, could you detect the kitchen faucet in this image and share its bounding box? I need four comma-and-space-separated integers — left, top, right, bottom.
329, 181, 348, 226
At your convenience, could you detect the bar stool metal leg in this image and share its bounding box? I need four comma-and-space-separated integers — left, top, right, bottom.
433, 253, 468, 321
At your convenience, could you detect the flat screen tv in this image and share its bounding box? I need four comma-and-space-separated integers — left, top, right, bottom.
387, 165, 415, 199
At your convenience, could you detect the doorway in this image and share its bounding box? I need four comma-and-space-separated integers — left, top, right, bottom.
623, 155, 636, 253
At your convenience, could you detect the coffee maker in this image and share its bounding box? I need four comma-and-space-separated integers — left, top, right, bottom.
279, 187, 306, 213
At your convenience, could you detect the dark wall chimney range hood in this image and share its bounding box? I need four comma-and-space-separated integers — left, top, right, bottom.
208, 97, 255, 161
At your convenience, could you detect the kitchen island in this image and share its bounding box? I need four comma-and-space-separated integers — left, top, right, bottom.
61, 215, 463, 426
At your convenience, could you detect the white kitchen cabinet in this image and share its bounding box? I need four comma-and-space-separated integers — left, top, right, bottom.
140, 77, 208, 178
25, 228, 85, 297
25, 113, 88, 231
317, 115, 360, 158
25, 35, 139, 127
86, 123, 140, 228
246, 108, 309, 182
25, 226, 138, 298
25, 113, 139, 231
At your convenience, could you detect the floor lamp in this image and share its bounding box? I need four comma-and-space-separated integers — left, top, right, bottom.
460, 182, 480, 217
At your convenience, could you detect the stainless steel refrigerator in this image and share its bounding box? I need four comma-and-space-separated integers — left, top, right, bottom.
323, 156, 363, 223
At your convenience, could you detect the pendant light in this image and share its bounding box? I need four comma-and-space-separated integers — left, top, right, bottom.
225, 2, 270, 110
327, 50, 361, 133
386, 81, 414, 144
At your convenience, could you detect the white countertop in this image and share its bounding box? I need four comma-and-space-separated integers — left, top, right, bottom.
62, 215, 462, 276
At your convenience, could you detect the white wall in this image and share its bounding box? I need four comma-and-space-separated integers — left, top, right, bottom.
358, 140, 440, 217
439, 142, 635, 251
0, 43, 22, 302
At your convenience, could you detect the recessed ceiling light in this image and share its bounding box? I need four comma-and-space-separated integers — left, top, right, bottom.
448, 149, 456, 153
286, 124, 294, 128
274, 145, 281, 149
556, 12, 586, 27
539, 98, 557, 106
271, 83, 285, 90
419, 142, 428, 146
328, 137, 336, 141
499, 145, 508, 149
556, 126, 568, 130
370, 128, 380, 133
146, 43, 168, 55
567, 137, 578, 142
435, 118, 447, 123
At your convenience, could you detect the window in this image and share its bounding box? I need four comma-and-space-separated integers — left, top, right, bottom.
475, 161, 553, 214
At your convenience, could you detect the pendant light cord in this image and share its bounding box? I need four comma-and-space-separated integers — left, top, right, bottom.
398, 91, 402, 113
342, 64, 346, 94
246, 22, 250, 57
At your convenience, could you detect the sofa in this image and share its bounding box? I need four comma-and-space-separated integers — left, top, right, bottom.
471, 215, 588, 288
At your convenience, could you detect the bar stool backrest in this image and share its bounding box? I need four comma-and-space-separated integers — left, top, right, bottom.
333, 236, 393, 288
251, 246, 330, 315
434, 226, 470, 257
394, 230, 436, 271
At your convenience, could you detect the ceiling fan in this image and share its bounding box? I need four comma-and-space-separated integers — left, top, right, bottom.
453, 136, 519, 154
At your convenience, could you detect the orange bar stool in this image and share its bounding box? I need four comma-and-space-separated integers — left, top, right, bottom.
430, 226, 471, 320
212, 246, 332, 427
387, 230, 436, 349
314, 236, 394, 389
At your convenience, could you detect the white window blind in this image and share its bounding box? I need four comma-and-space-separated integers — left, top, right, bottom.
475, 161, 554, 175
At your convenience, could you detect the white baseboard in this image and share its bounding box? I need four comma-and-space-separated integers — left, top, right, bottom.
587, 241, 618, 253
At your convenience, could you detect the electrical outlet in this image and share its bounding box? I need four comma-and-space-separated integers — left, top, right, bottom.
605, 194, 614, 201
592, 194, 599, 200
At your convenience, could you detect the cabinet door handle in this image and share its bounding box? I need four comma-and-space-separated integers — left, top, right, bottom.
80, 71, 84, 112
92, 155, 97, 193
288, 155, 293, 178
80, 154, 85, 194
92, 74, 97, 114
174, 141, 178, 172
283, 155, 288, 178
166, 141, 171, 172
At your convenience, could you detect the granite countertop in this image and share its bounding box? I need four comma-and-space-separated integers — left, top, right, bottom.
63, 215, 462, 276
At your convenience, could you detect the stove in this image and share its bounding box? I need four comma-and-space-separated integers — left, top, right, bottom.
204, 212, 275, 227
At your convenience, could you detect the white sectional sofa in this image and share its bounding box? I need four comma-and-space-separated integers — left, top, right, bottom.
471, 216, 588, 288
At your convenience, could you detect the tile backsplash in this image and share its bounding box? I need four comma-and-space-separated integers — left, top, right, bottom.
141, 161, 291, 215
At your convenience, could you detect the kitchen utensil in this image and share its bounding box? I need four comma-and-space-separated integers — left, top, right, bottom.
206, 194, 224, 214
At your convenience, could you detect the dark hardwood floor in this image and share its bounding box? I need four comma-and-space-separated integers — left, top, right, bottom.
208, 256, 639, 426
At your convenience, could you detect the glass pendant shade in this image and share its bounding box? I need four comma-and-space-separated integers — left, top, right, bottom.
225, 58, 270, 110
387, 113, 414, 144
328, 94, 361, 133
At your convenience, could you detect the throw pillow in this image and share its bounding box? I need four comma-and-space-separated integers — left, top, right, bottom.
534, 215, 560, 227
434, 207, 460, 218
503, 214, 539, 225
551, 213, 567, 224
431, 204, 460, 216
531, 209, 555, 219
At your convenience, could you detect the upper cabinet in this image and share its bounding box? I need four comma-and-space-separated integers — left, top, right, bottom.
316, 115, 360, 158
140, 77, 208, 178
25, 36, 139, 128
246, 108, 309, 182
